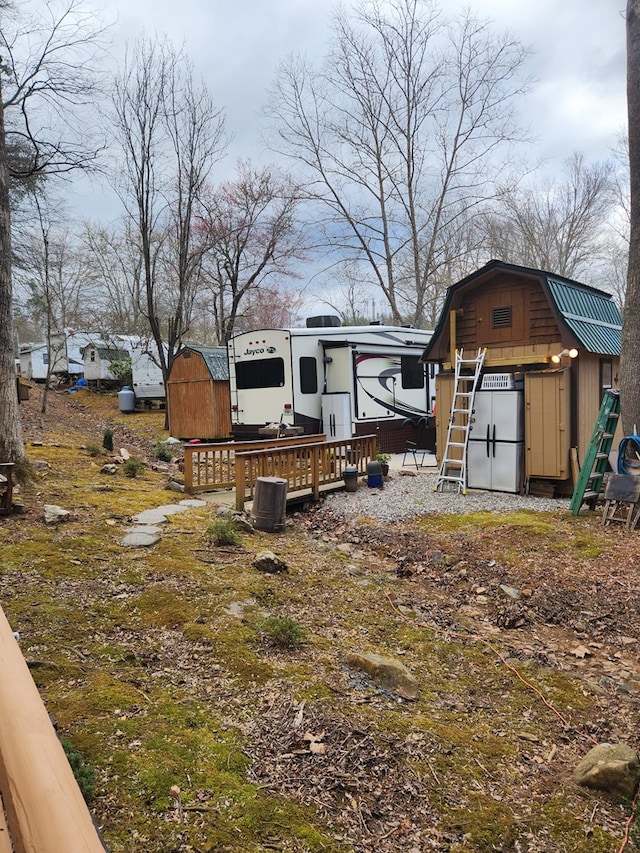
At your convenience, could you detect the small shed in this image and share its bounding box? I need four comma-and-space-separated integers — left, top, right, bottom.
167, 345, 231, 440
82, 341, 131, 384
421, 260, 622, 494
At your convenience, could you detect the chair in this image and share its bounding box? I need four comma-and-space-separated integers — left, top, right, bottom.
402, 440, 427, 470
0, 463, 14, 516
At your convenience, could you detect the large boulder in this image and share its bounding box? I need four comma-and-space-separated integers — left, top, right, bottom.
573, 743, 640, 799
346, 651, 419, 700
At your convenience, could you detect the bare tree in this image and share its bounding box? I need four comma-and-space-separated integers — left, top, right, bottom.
622, 0, 640, 435
111, 34, 227, 416
480, 152, 617, 281
14, 192, 89, 411
197, 160, 307, 343
0, 0, 107, 466
265, 0, 530, 327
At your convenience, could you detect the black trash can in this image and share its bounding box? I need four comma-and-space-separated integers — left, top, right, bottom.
343, 466, 358, 492
252, 477, 288, 531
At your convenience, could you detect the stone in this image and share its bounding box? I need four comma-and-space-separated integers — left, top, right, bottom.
92, 484, 113, 492
131, 509, 170, 525
125, 525, 163, 536
573, 743, 640, 799
179, 499, 207, 508
254, 550, 288, 574
101, 464, 118, 475
346, 651, 419, 700
154, 504, 190, 516
120, 531, 161, 548
119, 448, 131, 460
165, 480, 185, 493
44, 504, 71, 525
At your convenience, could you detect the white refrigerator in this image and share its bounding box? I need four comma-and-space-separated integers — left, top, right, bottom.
467, 390, 524, 493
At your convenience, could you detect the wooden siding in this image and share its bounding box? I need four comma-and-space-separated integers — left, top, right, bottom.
167, 351, 231, 440
452, 275, 558, 356
524, 369, 571, 479
575, 353, 623, 463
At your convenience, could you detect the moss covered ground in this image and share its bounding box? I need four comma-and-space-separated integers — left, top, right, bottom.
0, 387, 639, 851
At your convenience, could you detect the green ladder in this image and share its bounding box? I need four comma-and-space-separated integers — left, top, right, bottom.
569, 389, 621, 515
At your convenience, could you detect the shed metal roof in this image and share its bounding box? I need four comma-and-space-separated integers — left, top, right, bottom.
183, 345, 229, 380
545, 276, 621, 355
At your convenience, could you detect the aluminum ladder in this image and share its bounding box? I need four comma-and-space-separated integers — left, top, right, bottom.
435, 348, 486, 494
569, 388, 621, 515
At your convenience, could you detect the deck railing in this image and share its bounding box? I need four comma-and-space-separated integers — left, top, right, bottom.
183, 434, 327, 493
233, 435, 377, 510
0, 606, 106, 853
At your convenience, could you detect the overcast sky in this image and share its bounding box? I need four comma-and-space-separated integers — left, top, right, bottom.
75, 0, 627, 219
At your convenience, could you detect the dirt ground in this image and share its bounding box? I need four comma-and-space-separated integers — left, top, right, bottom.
4, 385, 640, 852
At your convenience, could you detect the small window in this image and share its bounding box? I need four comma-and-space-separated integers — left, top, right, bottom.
90, 350, 96, 362
600, 358, 613, 399
401, 355, 424, 390
183, 350, 191, 359
299, 356, 318, 394
492, 305, 512, 328
42, 352, 49, 365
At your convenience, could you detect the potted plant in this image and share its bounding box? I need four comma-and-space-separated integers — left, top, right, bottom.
375, 449, 391, 477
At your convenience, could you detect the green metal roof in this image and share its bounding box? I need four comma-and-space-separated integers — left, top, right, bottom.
545, 276, 621, 355
183, 345, 229, 380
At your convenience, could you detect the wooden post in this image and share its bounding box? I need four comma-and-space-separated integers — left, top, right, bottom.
183, 446, 193, 492
0, 606, 106, 853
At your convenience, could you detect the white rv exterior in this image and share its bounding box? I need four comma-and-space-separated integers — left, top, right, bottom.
131, 340, 167, 400
227, 320, 436, 448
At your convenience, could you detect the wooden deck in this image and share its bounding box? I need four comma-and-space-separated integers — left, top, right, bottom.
182, 434, 377, 509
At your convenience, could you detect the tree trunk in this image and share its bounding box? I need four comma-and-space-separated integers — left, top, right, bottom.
0, 80, 26, 465
622, 0, 640, 435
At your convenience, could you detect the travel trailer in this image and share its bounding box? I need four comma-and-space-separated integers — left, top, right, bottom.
227, 318, 436, 452
131, 340, 167, 401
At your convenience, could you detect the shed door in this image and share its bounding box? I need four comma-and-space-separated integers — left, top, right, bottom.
524, 368, 571, 479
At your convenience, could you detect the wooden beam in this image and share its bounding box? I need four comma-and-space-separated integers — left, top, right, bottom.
0, 606, 106, 853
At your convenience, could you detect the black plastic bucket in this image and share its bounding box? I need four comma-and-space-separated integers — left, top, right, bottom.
366, 460, 384, 488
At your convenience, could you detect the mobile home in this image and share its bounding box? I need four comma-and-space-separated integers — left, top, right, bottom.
227, 318, 435, 453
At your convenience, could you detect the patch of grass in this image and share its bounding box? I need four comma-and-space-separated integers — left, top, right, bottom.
152, 440, 173, 462
262, 615, 306, 648
122, 458, 146, 478
206, 517, 242, 546
85, 443, 101, 457
60, 737, 96, 803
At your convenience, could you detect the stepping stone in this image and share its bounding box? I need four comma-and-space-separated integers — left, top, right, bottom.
154, 504, 191, 516
125, 525, 163, 536
179, 499, 207, 508
132, 509, 171, 525
120, 531, 161, 548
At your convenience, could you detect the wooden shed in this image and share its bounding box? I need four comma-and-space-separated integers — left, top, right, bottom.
167, 345, 231, 440
421, 260, 622, 495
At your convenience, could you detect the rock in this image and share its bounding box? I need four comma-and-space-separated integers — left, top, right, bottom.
165, 480, 185, 493
399, 469, 417, 477
254, 550, 288, 574
120, 531, 161, 548
500, 584, 521, 599
92, 484, 113, 492
346, 652, 419, 700
101, 464, 118, 475
119, 448, 131, 460
44, 504, 71, 525
11, 502, 26, 514
573, 743, 640, 799
131, 509, 169, 525
171, 475, 186, 486
179, 499, 207, 508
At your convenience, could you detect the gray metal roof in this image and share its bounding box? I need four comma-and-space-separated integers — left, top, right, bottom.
184, 345, 229, 380
545, 276, 622, 355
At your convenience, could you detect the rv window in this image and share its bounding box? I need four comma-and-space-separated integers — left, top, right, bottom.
400, 355, 424, 389
299, 357, 318, 394
235, 357, 285, 389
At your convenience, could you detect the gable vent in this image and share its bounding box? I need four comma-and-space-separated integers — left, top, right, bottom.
492, 305, 512, 328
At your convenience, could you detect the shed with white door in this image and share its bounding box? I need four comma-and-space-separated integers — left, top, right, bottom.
421, 260, 622, 495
